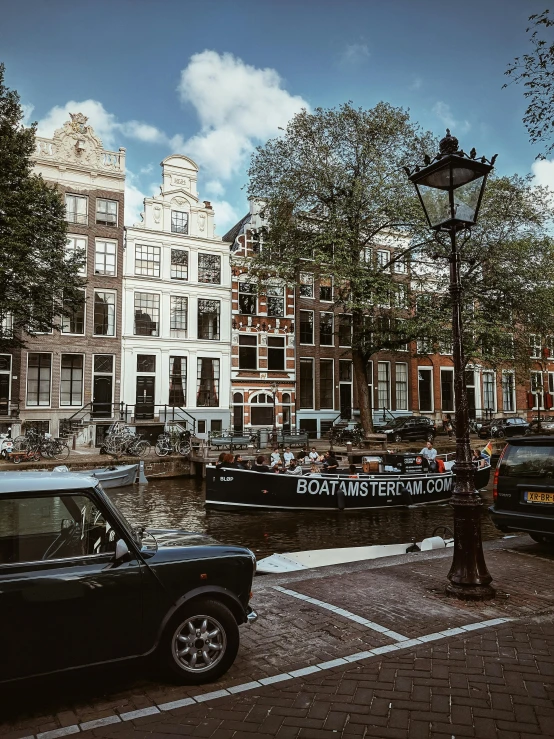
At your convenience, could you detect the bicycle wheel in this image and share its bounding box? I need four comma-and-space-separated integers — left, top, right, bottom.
52, 443, 70, 460
135, 440, 151, 457
12, 437, 28, 452
155, 442, 170, 457
178, 442, 191, 456
40, 441, 53, 459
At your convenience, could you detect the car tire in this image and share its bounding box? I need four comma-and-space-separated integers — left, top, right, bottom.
529, 533, 554, 547
160, 598, 240, 684
426, 432, 435, 442
496, 430, 504, 439
394, 433, 403, 443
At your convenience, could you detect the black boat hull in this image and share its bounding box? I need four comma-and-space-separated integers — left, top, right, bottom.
205, 466, 491, 511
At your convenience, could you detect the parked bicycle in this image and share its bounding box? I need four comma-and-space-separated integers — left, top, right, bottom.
103, 425, 151, 457
155, 428, 192, 457
328, 423, 365, 448
12, 430, 70, 460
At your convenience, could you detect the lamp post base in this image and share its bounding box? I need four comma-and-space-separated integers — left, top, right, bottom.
446, 491, 495, 601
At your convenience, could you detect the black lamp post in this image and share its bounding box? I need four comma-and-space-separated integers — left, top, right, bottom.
270, 381, 278, 445
405, 130, 497, 600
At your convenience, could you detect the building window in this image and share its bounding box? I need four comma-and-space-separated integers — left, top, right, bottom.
170, 296, 188, 335
137, 355, 156, 373
394, 256, 407, 273
483, 371, 496, 413
26, 353, 51, 406
134, 292, 159, 336
94, 354, 113, 373
440, 368, 454, 412
320, 312, 334, 346
418, 368, 433, 412
65, 194, 87, 225
169, 356, 187, 406
171, 211, 188, 234
266, 284, 285, 316
320, 359, 334, 409
66, 236, 87, 275
299, 272, 314, 298
531, 371, 544, 409
61, 291, 85, 334
530, 334, 542, 359
93, 291, 116, 336
96, 199, 118, 226
198, 299, 220, 340
339, 314, 352, 347
339, 360, 352, 382
171, 249, 189, 280
60, 354, 83, 406
135, 244, 160, 277
319, 276, 333, 302
94, 240, 117, 275
268, 336, 285, 370
377, 362, 390, 410
299, 310, 314, 344
502, 371, 515, 412
250, 394, 274, 426
238, 281, 257, 315
377, 250, 389, 269
238, 335, 257, 370
198, 254, 221, 284
197, 358, 219, 407
395, 284, 408, 309
395, 363, 408, 411
299, 358, 314, 408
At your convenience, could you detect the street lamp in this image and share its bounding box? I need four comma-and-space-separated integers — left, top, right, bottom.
405, 130, 497, 601
270, 381, 278, 445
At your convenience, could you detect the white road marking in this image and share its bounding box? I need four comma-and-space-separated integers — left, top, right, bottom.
273, 584, 409, 641
23, 616, 514, 738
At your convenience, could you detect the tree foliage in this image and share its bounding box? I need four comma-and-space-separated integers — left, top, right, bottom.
247, 102, 435, 433
0, 63, 84, 351
505, 9, 554, 158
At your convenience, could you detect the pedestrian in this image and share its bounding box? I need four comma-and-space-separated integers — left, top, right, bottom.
283, 446, 294, 467
446, 414, 453, 440
252, 455, 270, 472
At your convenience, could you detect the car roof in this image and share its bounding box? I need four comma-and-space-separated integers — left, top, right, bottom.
505, 436, 554, 445
0, 472, 99, 495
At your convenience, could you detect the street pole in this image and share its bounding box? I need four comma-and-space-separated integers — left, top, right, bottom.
446, 228, 495, 600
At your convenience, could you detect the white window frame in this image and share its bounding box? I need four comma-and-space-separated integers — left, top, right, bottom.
377, 361, 391, 411
502, 370, 516, 413
59, 353, 85, 407
319, 358, 334, 410
61, 289, 86, 336
319, 312, 334, 347
94, 239, 117, 276
299, 357, 314, 409
95, 198, 118, 226
338, 313, 352, 347
440, 367, 455, 413
66, 235, 87, 275
299, 272, 314, 298
319, 276, 333, 302
26, 352, 53, 408
377, 250, 389, 269
482, 370, 497, 413
65, 194, 88, 225
135, 244, 161, 278
299, 310, 314, 345
93, 290, 116, 337
530, 334, 542, 359
418, 366, 434, 413
170, 295, 188, 337
531, 370, 544, 410
395, 362, 408, 411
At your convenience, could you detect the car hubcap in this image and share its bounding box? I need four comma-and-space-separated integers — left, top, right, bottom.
172, 615, 226, 672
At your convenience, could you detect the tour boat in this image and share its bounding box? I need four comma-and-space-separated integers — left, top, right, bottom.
204, 453, 491, 512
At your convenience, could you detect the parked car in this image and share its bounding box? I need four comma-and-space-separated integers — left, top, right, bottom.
477, 417, 530, 439
489, 437, 554, 546
526, 419, 554, 435
381, 416, 436, 443
0, 472, 257, 684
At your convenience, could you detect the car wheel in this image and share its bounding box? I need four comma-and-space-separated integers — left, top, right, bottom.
529, 533, 554, 547
496, 429, 504, 439
524, 427, 533, 436
394, 433, 403, 443
160, 598, 240, 684
426, 432, 435, 442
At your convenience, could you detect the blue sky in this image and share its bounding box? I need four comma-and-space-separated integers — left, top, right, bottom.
2, 0, 552, 232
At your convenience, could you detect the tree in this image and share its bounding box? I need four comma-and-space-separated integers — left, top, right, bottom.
247, 102, 434, 435
0, 63, 84, 352
505, 9, 554, 158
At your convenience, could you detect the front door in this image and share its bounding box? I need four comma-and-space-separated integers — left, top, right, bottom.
233, 404, 243, 433
136, 376, 155, 420
339, 384, 352, 420
0, 375, 9, 416
92, 376, 113, 418
0, 491, 143, 681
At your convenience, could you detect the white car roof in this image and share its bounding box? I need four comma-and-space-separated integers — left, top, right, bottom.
0, 472, 99, 495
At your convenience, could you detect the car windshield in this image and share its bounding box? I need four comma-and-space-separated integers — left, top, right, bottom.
386, 417, 406, 428
499, 444, 554, 478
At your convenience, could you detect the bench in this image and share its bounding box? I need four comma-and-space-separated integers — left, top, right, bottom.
276, 432, 309, 449
209, 434, 255, 451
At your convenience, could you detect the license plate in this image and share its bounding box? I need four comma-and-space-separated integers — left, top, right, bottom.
526, 491, 554, 504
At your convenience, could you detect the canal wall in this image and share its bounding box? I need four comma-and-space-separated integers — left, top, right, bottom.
0, 454, 192, 479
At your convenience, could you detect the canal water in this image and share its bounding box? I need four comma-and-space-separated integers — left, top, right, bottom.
109, 477, 502, 559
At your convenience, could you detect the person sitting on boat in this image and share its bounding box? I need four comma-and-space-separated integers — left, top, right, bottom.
472, 449, 487, 468
420, 441, 437, 462
252, 455, 270, 472
286, 460, 304, 476
272, 462, 284, 473
306, 463, 322, 477
283, 447, 295, 467
436, 457, 446, 473
234, 454, 247, 469
216, 453, 235, 469
348, 464, 358, 479
323, 450, 339, 473
308, 447, 321, 463
270, 448, 282, 468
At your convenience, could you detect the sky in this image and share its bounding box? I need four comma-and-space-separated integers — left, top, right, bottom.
2, 0, 553, 233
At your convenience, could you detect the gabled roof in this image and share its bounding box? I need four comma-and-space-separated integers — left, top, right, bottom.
223, 213, 250, 245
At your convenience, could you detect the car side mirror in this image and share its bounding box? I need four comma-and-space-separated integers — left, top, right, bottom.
115, 539, 130, 562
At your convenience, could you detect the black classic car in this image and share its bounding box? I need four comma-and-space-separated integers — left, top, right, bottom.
0, 472, 257, 684
489, 437, 554, 546
380, 416, 436, 443
477, 416, 530, 439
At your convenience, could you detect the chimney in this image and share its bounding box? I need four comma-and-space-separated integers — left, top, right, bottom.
203, 200, 212, 209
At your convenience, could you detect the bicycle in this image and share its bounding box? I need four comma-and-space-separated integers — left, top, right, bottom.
155, 429, 191, 457
39, 437, 70, 460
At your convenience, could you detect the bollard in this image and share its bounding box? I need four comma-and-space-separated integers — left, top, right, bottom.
137, 459, 148, 484
72, 434, 76, 451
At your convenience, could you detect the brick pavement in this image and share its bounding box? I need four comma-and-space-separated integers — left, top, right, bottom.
2, 536, 554, 739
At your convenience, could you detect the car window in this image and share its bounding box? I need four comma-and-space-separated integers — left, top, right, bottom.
499, 445, 554, 479
0, 493, 117, 565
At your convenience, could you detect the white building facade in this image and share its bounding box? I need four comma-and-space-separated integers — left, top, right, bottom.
122, 155, 232, 438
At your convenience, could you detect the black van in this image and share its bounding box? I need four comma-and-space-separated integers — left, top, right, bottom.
489, 437, 554, 545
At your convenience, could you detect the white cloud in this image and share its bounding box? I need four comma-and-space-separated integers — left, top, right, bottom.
338, 43, 370, 68
139, 163, 154, 175
205, 180, 226, 197
432, 101, 470, 136
211, 199, 240, 234
177, 50, 309, 180
21, 103, 35, 126
531, 159, 554, 190
124, 171, 146, 227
